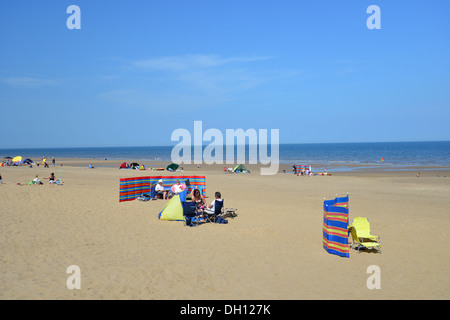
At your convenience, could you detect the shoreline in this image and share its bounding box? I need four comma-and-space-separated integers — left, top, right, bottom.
3, 157, 450, 175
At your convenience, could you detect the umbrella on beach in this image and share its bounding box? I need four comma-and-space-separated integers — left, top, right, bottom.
12, 156, 22, 163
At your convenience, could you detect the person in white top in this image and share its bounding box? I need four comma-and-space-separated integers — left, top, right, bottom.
155, 179, 169, 200
205, 191, 223, 214
171, 180, 185, 194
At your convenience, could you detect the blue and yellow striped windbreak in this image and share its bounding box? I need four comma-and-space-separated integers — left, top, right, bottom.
323, 195, 349, 258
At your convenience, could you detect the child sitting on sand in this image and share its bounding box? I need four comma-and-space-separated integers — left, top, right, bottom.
33, 175, 43, 185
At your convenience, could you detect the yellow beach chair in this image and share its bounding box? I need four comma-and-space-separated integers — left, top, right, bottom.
349, 217, 381, 253
351, 217, 380, 242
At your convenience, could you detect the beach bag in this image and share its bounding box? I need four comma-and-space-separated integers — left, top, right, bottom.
137, 193, 151, 201
215, 216, 228, 224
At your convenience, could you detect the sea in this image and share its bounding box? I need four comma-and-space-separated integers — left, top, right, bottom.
1, 141, 449, 172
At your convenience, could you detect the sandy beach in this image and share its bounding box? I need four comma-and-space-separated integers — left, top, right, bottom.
1, 159, 449, 300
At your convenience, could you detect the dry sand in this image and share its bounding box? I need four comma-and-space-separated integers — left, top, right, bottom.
1, 159, 449, 300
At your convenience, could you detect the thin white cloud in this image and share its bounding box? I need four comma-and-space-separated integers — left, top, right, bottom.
98, 54, 302, 112
2, 76, 59, 87
131, 54, 272, 71
129, 54, 281, 94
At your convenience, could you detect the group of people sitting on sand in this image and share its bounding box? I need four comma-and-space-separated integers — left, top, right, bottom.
155, 179, 222, 222
191, 190, 222, 222
298, 168, 313, 176
29, 173, 59, 185
155, 179, 184, 200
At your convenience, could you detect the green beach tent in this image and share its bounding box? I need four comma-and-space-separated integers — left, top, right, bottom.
233, 164, 247, 172
166, 163, 179, 171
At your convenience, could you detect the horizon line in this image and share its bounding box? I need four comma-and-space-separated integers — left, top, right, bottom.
1, 140, 449, 150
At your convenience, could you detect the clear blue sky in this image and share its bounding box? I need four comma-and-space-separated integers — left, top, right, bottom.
1, 0, 449, 148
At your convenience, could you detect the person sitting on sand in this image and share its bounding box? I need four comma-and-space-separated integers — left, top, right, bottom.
33, 175, 43, 185
155, 179, 169, 200
192, 188, 206, 221
48, 173, 56, 184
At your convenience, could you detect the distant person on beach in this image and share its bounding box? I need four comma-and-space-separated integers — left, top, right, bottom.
155, 179, 169, 200
0, 174, 2, 184
52, 158, 56, 167
417, 172, 420, 178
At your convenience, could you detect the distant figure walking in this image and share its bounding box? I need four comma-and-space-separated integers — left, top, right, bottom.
52, 158, 56, 167
417, 171, 420, 178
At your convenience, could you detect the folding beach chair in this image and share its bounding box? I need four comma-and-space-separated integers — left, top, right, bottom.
182, 201, 196, 226
350, 217, 380, 243
348, 217, 381, 253
204, 199, 226, 223
222, 207, 238, 219
182, 201, 203, 227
